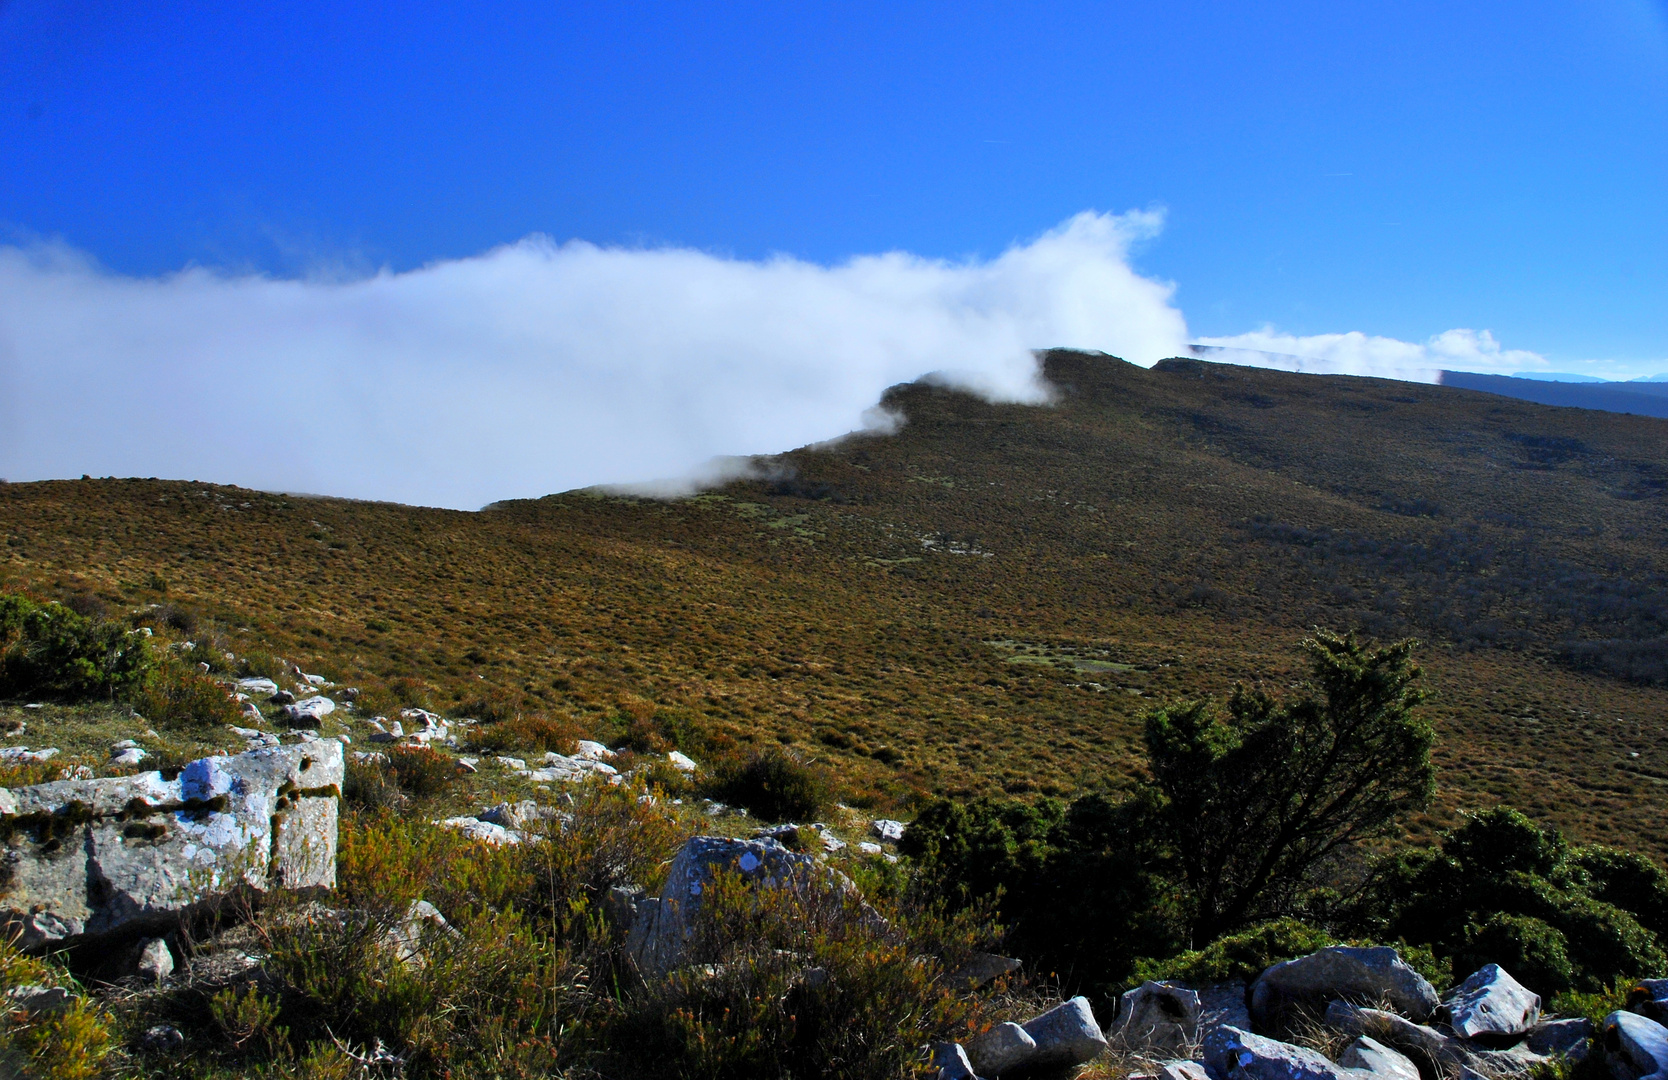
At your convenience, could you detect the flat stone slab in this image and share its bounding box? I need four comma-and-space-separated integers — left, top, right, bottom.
1, 740, 342, 950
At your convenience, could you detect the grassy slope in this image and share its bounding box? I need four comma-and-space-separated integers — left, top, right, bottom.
5, 351, 1668, 851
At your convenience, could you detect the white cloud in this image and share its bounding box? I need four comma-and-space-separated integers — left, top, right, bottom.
1192, 327, 1549, 382
0, 211, 1189, 509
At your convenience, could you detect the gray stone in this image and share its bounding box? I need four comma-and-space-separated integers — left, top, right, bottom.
136, 1024, 186, 1055
574, 740, 615, 761
626, 835, 870, 979
1631, 981, 1668, 1027
668, 750, 698, 772
111, 746, 149, 766
1022, 995, 1109, 1068
947, 951, 1023, 990
436, 816, 520, 846
136, 936, 174, 983
1339, 1037, 1420, 1080
1205, 1025, 1359, 1080
269, 690, 295, 705
966, 1021, 1037, 1076
605, 885, 645, 932
1251, 947, 1439, 1035
383, 899, 452, 969
478, 800, 550, 831
237, 678, 279, 696
930, 1041, 980, 1080
872, 818, 907, 842
282, 696, 335, 722
1321, 1000, 1545, 1079
1192, 981, 1253, 1039
1528, 1018, 1593, 1062
1440, 964, 1540, 1041
3, 984, 75, 1014
1605, 1011, 1668, 1080
1109, 981, 1203, 1058
1160, 1061, 1212, 1080
0, 740, 342, 950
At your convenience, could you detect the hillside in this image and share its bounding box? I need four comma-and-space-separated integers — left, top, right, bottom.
5, 350, 1668, 853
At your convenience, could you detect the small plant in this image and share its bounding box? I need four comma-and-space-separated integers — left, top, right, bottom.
129, 660, 241, 730
0, 933, 115, 1080
706, 748, 833, 822
385, 746, 461, 800
464, 710, 582, 755
0, 590, 154, 701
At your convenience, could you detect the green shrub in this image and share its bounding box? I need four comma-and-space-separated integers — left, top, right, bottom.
464, 710, 582, 755
0, 591, 154, 701
1575, 846, 1668, 940
1453, 913, 1574, 996
1135, 918, 1339, 984
385, 746, 460, 800
706, 748, 833, 822
0, 934, 115, 1080
610, 868, 996, 1080
129, 660, 240, 730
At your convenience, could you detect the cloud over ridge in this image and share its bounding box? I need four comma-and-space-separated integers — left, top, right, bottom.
0, 211, 1189, 509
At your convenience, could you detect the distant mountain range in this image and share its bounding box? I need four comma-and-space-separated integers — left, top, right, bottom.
1190, 344, 1668, 420
1437, 371, 1668, 419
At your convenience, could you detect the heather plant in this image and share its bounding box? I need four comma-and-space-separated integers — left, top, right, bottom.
0, 932, 115, 1080
0, 590, 154, 701
129, 659, 241, 731
706, 747, 834, 822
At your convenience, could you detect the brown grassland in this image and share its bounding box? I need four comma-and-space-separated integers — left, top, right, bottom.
5, 351, 1668, 853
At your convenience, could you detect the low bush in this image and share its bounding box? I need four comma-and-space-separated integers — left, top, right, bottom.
0, 933, 115, 1080
706, 748, 834, 822
129, 660, 241, 730
1134, 919, 1339, 984
385, 746, 460, 800
464, 710, 582, 755
0, 591, 154, 701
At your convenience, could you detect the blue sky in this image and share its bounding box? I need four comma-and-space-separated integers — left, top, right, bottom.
2, 2, 1667, 504
5, 1, 1665, 360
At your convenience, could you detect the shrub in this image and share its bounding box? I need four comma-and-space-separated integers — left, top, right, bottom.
1453, 913, 1574, 996
0, 934, 115, 1080
464, 710, 582, 755
385, 746, 460, 800
706, 748, 833, 822
1134, 918, 1339, 984
610, 868, 997, 1080
129, 660, 240, 730
237, 649, 288, 681
0, 591, 154, 701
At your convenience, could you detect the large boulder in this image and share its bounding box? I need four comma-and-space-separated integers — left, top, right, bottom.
1439, 964, 1540, 1042
1021, 996, 1108, 1069
1528, 1018, 1593, 1062
0, 740, 342, 951
1107, 981, 1203, 1058
1604, 1011, 1668, 1080
1631, 981, 1668, 1027
1324, 1000, 1555, 1080
1250, 947, 1439, 1036
625, 835, 869, 979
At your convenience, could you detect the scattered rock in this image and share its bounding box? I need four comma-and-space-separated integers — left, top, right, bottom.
351, 751, 390, 765
1527, 1017, 1592, 1062
858, 841, 883, 855
383, 899, 452, 969
529, 753, 619, 784
135, 936, 174, 983
495, 756, 527, 771
1339, 1036, 1420, 1080
930, 1041, 979, 1080
1440, 964, 1540, 1042
0, 740, 343, 951
668, 750, 698, 772
282, 696, 335, 722
455, 757, 477, 773
871, 818, 906, 842
303, 673, 328, 687
1631, 981, 1668, 1026
1192, 981, 1253, 1039
967, 1021, 1037, 1076
1021, 995, 1108, 1069
436, 816, 520, 846
1206, 1025, 1359, 1080
0, 746, 57, 763
111, 746, 149, 766
3, 984, 75, 1014
240, 701, 264, 720
1250, 946, 1439, 1035
479, 800, 553, 831
1604, 1011, 1668, 1080
1161, 1061, 1212, 1080
575, 740, 615, 760
270, 689, 295, 705
136, 1024, 187, 1056
946, 952, 1023, 990
237, 678, 279, 696
1109, 981, 1203, 1058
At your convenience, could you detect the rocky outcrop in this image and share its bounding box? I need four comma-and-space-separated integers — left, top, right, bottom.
0, 740, 342, 951
1250, 946, 1439, 1036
